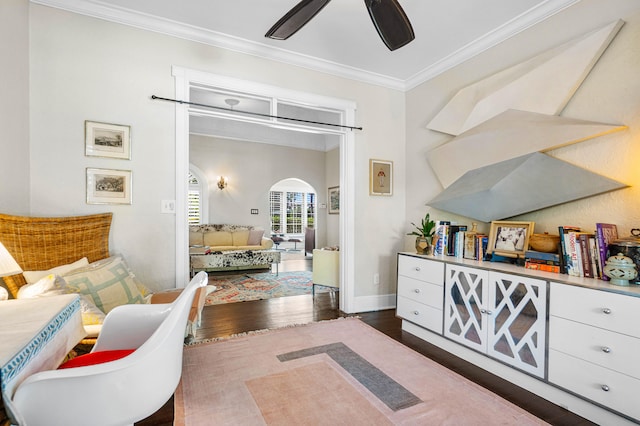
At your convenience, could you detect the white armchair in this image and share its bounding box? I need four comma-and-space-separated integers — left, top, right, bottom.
312, 249, 339, 295
9, 272, 208, 426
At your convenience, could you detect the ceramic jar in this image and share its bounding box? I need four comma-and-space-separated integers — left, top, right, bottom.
603, 253, 638, 286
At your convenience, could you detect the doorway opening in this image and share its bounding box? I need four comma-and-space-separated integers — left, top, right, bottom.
173, 67, 356, 312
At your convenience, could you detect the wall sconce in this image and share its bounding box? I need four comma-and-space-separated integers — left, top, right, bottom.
217, 176, 228, 190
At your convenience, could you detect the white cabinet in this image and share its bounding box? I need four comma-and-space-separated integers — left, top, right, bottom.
396, 253, 640, 424
549, 283, 640, 421
444, 264, 547, 378
396, 255, 444, 333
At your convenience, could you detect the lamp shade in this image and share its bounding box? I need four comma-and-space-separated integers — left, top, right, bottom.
0, 242, 22, 277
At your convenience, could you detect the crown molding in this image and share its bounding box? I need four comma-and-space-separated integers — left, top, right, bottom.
404, 0, 581, 90
31, 0, 580, 92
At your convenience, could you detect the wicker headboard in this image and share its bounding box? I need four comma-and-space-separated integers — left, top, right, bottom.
0, 212, 112, 298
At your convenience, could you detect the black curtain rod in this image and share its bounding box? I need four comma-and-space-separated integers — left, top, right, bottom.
151, 95, 363, 131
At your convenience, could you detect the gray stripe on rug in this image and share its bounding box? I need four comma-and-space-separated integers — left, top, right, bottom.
277, 342, 422, 411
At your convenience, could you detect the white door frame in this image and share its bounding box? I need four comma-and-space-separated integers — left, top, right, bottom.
172, 66, 357, 313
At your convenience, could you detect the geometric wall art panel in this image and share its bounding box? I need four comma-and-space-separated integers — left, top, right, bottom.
427, 152, 628, 222
427, 110, 626, 188
426, 20, 624, 136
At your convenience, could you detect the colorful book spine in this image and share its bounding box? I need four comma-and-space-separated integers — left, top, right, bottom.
524, 250, 560, 263
558, 226, 581, 275
477, 235, 489, 261
434, 221, 450, 255
595, 223, 618, 281
578, 233, 594, 278
589, 235, 600, 279
566, 231, 582, 277
524, 261, 560, 273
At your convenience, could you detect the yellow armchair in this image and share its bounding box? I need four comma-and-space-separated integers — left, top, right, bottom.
312, 249, 339, 295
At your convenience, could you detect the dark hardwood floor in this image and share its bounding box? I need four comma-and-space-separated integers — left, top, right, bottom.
137, 260, 595, 426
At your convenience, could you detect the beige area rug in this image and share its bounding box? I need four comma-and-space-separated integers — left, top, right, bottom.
175, 319, 549, 425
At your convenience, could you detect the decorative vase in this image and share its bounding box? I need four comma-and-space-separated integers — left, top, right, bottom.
415, 236, 432, 255
603, 253, 638, 286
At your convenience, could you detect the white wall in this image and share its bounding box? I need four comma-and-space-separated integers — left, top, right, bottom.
0, 0, 30, 215
28, 5, 406, 297
406, 1, 640, 249
189, 135, 333, 247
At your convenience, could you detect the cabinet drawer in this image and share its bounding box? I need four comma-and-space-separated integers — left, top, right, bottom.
397, 296, 443, 333
550, 316, 640, 379
398, 255, 444, 285
397, 276, 443, 309
550, 282, 640, 338
549, 349, 640, 421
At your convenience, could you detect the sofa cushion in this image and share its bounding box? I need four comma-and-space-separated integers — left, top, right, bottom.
247, 229, 264, 245
58, 349, 135, 369
204, 231, 233, 247
232, 230, 250, 246
189, 231, 204, 246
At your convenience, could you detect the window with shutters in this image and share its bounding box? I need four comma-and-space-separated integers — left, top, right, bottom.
188, 166, 208, 225
270, 189, 315, 235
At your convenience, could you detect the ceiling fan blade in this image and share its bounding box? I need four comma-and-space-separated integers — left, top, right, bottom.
265, 0, 331, 40
364, 0, 415, 51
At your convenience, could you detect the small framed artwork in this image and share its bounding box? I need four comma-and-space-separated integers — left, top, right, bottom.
370, 159, 393, 196
86, 168, 132, 205
328, 186, 340, 214
85, 120, 131, 159
487, 221, 535, 258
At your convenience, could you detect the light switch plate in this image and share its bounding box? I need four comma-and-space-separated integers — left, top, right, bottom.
161, 199, 176, 214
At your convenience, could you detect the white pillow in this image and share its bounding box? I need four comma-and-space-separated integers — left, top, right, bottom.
247, 229, 265, 245
17, 274, 67, 299
23, 257, 89, 284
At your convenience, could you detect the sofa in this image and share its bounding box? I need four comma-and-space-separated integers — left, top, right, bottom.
189, 224, 274, 253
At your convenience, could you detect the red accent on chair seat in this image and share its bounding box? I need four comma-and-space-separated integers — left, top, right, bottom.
58, 349, 135, 369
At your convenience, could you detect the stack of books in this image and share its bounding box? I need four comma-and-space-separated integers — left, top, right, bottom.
558, 223, 618, 279
524, 250, 561, 273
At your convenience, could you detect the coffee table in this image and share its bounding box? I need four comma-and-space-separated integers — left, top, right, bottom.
190, 250, 282, 276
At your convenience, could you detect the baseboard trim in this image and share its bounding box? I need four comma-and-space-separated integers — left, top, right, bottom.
352, 293, 396, 313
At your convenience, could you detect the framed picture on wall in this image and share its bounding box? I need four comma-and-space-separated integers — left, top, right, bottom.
487, 221, 535, 258
328, 186, 340, 214
370, 159, 393, 196
86, 168, 132, 205
85, 120, 131, 159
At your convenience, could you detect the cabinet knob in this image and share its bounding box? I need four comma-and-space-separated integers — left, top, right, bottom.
601, 385, 610, 392
413, 289, 421, 294
480, 308, 486, 314
601, 346, 612, 354
602, 308, 612, 315
412, 310, 420, 316
414, 267, 421, 272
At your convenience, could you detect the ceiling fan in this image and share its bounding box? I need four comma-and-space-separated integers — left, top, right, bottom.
265, 0, 415, 51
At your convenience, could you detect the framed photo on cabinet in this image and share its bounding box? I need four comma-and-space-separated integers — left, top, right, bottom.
85, 120, 131, 159
369, 159, 393, 196
487, 220, 534, 258
328, 186, 340, 214
86, 168, 132, 205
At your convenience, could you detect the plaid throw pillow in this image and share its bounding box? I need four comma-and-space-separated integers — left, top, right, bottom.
63, 256, 144, 314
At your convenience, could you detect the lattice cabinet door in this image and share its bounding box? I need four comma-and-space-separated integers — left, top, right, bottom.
487, 272, 547, 378
444, 264, 489, 352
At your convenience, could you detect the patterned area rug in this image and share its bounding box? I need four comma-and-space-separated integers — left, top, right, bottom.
205, 271, 317, 305
175, 318, 549, 425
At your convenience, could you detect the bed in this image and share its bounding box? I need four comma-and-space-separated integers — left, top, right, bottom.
0, 212, 206, 343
